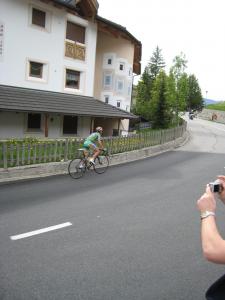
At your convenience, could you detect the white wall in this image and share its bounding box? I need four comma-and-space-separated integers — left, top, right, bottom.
0, 0, 97, 96
48, 114, 61, 138
77, 116, 91, 137
0, 112, 24, 138
0, 112, 92, 139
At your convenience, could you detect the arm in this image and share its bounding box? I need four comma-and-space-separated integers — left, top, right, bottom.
197, 183, 225, 264
97, 134, 103, 149
98, 140, 103, 149
201, 216, 225, 263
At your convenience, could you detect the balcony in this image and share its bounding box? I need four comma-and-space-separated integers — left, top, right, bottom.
65, 41, 85, 61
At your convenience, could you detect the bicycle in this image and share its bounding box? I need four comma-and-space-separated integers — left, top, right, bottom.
68, 148, 109, 179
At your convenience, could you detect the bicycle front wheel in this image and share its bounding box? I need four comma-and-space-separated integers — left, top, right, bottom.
68, 159, 85, 179
93, 155, 109, 174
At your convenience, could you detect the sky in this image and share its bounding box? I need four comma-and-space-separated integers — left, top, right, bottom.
97, 0, 225, 101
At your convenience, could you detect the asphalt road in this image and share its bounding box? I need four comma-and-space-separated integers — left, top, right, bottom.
1, 117, 225, 300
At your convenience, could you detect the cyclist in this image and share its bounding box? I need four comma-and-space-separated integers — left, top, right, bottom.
82, 126, 104, 165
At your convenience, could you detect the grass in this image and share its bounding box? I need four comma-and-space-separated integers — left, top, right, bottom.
205, 102, 225, 111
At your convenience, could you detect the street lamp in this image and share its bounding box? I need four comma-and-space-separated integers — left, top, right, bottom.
206, 90, 208, 99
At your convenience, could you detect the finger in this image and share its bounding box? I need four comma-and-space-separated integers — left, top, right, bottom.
206, 185, 213, 194
217, 175, 225, 182
218, 176, 225, 188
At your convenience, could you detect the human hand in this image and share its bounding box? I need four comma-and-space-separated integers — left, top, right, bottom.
197, 185, 216, 213
217, 175, 225, 204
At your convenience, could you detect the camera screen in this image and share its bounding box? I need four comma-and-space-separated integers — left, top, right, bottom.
214, 184, 220, 192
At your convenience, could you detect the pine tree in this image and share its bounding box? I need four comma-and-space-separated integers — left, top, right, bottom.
134, 46, 166, 120
187, 75, 203, 110
150, 71, 172, 128
148, 46, 166, 80
134, 67, 152, 120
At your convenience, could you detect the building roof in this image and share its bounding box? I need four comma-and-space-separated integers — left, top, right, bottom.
52, 0, 99, 18
0, 85, 137, 119
96, 16, 142, 75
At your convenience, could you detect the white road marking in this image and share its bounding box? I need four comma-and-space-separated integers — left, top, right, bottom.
10, 222, 72, 240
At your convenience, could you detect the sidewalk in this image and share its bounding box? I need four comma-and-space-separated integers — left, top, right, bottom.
0, 132, 189, 184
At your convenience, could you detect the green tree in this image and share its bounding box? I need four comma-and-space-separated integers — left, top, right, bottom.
177, 73, 189, 112
170, 52, 188, 123
171, 52, 188, 80
134, 46, 165, 120
167, 71, 177, 117
150, 70, 172, 128
148, 46, 166, 79
187, 74, 203, 110
133, 67, 152, 120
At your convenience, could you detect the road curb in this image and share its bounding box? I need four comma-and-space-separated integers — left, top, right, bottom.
0, 131, 190, 184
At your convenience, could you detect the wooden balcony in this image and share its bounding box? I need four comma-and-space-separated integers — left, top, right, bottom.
65, 41, 85, 61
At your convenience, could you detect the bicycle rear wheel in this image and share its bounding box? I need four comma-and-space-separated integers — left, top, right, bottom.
68, 159, 85, 179
93, 155, 109, 174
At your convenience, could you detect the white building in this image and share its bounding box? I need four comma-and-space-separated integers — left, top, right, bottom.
0, 0, 141, 139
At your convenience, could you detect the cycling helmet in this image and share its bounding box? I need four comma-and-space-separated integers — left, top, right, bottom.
96, 126, 103, 132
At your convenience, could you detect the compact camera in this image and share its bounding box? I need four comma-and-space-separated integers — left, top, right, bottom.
209, 180, 223, 193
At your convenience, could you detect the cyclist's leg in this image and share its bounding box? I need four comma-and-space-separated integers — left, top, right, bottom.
88, 143, 100, 164
82, 141, 91, 159
93, 147, 101, 160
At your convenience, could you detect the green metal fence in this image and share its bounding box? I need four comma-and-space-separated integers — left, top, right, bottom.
0, 123, 186, 169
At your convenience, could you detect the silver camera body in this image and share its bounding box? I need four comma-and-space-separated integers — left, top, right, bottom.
209, 180, 223, 193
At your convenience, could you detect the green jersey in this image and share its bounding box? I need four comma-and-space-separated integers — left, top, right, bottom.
85, 132, 101, 143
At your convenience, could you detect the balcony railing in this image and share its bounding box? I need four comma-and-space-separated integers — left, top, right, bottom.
65, 41, 85, 61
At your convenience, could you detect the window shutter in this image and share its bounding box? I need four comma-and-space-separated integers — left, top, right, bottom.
66, 22, 85, 44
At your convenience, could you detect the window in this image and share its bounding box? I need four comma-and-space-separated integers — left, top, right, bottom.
112, 129, 119, 136
104, 75, 112, 86
63, 115, 77, 134
27, 59, 48, 82
27, 113, 41, 130
104, 96, 109, 104
117, 101, 121, 108
29, 61, 43, 78
103, 72, 113, 90
119, 63, 125, 71
103, 54, 115, 68
32, 8, 46, 28
29, 5, 51, 32
65, 69, 80, 89
117, 80, 124, 92
66, 21, 85, 44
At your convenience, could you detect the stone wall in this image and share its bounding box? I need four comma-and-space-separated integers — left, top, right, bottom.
198, 109, 225, 124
